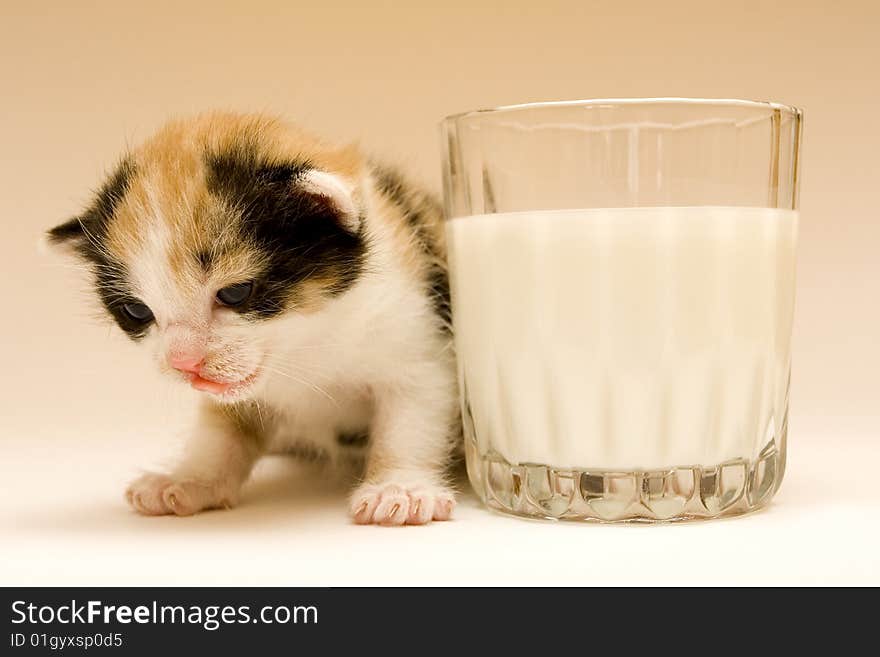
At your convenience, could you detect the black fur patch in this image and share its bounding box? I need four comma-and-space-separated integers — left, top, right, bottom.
373, 165, 438, 255
336, 430, 369, 447
205, 146, 366, 319
48, 159, 150, 340
427, 265, 452, 328
373, 164, 451, 327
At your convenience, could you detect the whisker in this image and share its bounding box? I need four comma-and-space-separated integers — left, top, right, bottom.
252, 399, 265, 432
258, 365, 339, 406
260, 360, 336, 383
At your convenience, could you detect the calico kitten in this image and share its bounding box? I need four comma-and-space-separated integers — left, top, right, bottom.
48, 112, 458, 525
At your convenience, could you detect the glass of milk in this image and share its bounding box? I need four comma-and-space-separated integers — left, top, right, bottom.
441, 98, 803, 522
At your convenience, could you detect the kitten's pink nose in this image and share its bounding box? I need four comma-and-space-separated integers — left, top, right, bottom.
169, 354, 204, 374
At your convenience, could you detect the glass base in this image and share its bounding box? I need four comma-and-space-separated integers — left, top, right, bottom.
465, 438, 786, 523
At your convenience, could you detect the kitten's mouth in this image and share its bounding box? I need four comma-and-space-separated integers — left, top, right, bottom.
188, 367, 261, 398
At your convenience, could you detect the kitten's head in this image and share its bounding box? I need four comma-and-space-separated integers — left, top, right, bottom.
48, 112, 366, 402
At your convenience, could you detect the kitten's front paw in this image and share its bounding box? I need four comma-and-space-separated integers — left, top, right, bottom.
350, 481, 455, 526
125, 472, 237, 517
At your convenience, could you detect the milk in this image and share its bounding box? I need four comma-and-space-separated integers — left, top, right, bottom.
447, 206, 798, 471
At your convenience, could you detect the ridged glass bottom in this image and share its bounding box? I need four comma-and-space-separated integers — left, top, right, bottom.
465, 434, 786, 523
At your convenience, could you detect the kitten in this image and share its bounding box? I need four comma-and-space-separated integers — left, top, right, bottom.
48, 112, 458, 525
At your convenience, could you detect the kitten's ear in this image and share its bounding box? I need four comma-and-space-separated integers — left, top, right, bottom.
45, 216, 89, 253
300, 169, 360, 233
47, 216, 84, 243
44, 214, 104, 258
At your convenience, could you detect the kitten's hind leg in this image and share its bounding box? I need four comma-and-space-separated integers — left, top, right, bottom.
126, 401, 266, 516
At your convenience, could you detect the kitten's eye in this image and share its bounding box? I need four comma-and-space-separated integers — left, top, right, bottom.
216, 281, 254, 307
122, 301, 154, 322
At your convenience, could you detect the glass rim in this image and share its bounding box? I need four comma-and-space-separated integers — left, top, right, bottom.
442, 97, 803, 123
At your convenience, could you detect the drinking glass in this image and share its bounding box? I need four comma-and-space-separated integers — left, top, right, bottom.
441, 98, 803, 522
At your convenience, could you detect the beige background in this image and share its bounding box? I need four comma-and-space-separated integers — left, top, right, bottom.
1, 0, 878, 585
